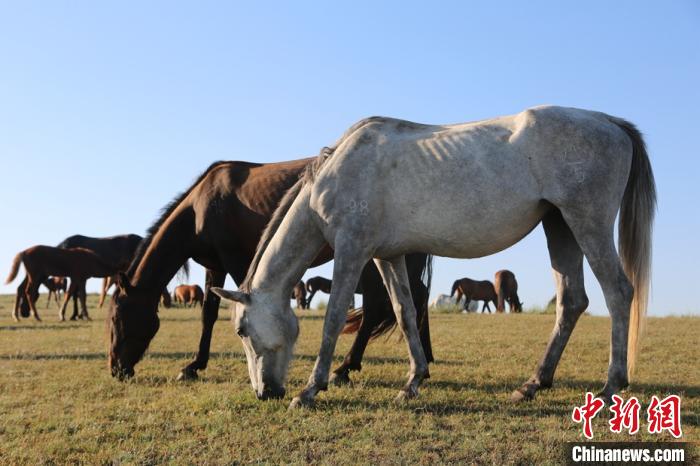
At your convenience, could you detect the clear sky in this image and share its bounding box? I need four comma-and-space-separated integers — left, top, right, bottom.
1, 2, 698, 316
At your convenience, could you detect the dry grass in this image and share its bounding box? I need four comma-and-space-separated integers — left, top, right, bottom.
0, 294, 697, 464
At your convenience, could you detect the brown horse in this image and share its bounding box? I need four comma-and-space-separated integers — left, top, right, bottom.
305, 276, 332, 308
450, 278, 498, 313
291, 281, 308, 309
161, 288, 172, 308
6, 246, 118, 321
15, 234, 145, 318
43, 276, 67, 308
494, 269, 522, 313
107, 158, 432, 385
173, 284, 204, 307
56, 235, 144, 308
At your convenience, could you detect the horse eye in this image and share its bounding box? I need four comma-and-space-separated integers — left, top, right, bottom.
236, 325, 247, 338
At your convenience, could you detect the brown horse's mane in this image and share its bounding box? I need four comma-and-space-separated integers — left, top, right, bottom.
239, 116, 392, 292
126, 160, 232, 278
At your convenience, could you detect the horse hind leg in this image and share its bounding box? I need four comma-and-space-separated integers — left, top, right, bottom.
561, 208, 633, 400
512, 209, 589, 402
25, 279, 43, 322
373, 255, 429, 402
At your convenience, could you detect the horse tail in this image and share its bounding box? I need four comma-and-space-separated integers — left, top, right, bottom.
612, 117, 656, 377
341, 307, 364, 334
450, 280, 459, 297
341, 254, 434, 359
5, 252, 24, 284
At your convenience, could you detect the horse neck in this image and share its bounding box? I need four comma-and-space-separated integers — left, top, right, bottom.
252, 186, 325, 303
131, 208, 194, 293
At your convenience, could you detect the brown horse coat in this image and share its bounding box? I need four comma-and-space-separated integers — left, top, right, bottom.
6, 245, 117, 321
108, 158, 432, 383
450, 277, 498, 312
173, 284, 204, 307
494, 269, 522, 313
291, 281, 308, 309
43, 276, 67, 308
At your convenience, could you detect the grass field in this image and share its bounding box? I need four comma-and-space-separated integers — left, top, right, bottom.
0, 293, 697, 464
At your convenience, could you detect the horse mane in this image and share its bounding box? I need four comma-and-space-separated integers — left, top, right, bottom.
126, 160, 230, 278
239, 174, 306, 292
239, 116, 390, 292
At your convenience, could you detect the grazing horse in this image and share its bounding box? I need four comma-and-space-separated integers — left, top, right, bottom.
450, 278, 497, 312
212, 106, 655, 408
43, 276, 67, 308
494, 270, 522, 313
173, 284, 204, 307
107, 158, 433, 387
56, 234, 144, 308
305, 276, 332, 308
161, 289, 172, 308
6, 246, 117, 321
291, 281, 308, 309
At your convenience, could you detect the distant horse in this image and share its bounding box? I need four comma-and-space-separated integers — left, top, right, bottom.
173, 284, 204, 307
161, 288, 172, 308
6, 245, 117, 321
450, 278, 497, 312
107, 158, 432, 386
14, 234, 143, 317
291, 281, 308, 309
211, 106, 655, 408
305, 276, 332, 308
494, 270, 522, 313
56, 234, 143, 308
43, 276, 67, 308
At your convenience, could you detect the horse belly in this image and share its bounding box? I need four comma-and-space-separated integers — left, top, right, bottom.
375, 168, 547, 259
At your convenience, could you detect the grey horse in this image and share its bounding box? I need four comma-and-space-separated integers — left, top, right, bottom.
213, 105, 655, 408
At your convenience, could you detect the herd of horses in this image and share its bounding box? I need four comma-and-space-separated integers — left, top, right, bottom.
4, 106, 655, 410
450, 270, 522, 313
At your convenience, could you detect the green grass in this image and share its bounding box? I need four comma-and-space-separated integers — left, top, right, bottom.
0, 294, 697, 464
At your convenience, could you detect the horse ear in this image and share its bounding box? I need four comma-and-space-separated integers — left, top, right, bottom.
211, 287, 250, 304
116, 272, 133, 295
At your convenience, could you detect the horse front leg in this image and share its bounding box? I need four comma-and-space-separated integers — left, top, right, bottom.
178, 269, 226, 381
58, 280, 77, 321
290, 239, 369, 409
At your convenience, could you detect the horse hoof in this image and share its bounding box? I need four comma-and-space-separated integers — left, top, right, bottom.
176, 369, 198, 382
329, 371, 352, 387
289, 396, 314, 410
510, 389, 533, 403
394, 387, 418, 403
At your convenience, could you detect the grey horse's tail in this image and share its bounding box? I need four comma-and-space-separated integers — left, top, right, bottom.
5, 251, 24, 284
612, 117, 657, 376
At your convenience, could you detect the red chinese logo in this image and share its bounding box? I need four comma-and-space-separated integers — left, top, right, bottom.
572, 393, 683, 439
572, 392, 605, 439
647, 395, 682, 438
609, 394, 641, 434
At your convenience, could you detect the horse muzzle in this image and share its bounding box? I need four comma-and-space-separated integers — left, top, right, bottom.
256, 384, 286, 401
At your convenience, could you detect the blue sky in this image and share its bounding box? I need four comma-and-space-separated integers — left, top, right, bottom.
1, 1, 698, 315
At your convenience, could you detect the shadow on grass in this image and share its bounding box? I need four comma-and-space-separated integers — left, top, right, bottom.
0, 324, 86, 331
